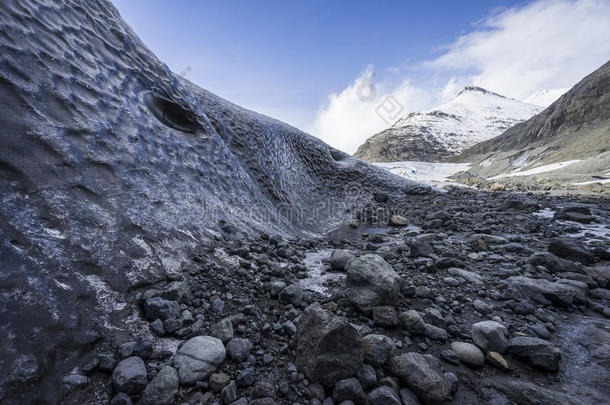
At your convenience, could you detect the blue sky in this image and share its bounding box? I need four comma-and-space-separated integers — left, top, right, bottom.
113, 0, 610, 152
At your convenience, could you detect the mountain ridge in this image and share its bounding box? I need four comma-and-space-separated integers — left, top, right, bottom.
354, 86, 541, 162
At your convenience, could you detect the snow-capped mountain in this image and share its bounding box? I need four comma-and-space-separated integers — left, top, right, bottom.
525, 88, 569, 107
354, 86, 542, 162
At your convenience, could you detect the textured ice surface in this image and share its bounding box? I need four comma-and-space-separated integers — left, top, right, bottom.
0, 0, 421, 400
376, 161, 471, 186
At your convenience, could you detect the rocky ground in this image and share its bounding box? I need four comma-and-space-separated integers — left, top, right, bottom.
60, 189, 609, 405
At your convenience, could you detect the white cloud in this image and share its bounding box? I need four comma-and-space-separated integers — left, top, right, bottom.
310, 0, 610, 154
432, 0, 610, 100
307, 67, 434, 154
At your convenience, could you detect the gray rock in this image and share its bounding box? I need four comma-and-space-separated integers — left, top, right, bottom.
561, 202, 592, 215
447, 268, 483, 284
118, 342, 136, 359
450, 342, 485, 368
112, 356, 148, 395
295, 305, 363, 386
424, 324, 448, 341
110, 393, 133, 405
486, 351, 510, 371
508, 336, 560, 372
399, 388, 422, 405
356, 363, 377, 389
368, 385, 401, 405
423, 308, 445, 328
363, 334, 395, 367
444, 371, 459, 394
399, 310, 426, 335
143, 297, 180, 321
410, 240, 434, 258
161, 280, 191, 303
529, 252, 581, 274
269, 281, 287, 297
473, 299, 492, 315
331, 249, 355, 271
236, 368, 255, 387
558, 211, 595, 224
211, 297, 225, 313
133, 337, 153, 359
80, 358, 99, 375
62, 373, 89, 388
345, 254, 400, 314
279, 283, 302, 306
226, 338, 252, 363
471, 320, 509, 353
372, 306, 399, 327
504, 276, 587, 307
390, 352, 452, 404
221, 381, 237, 404
173, 336, 226, 385
390, 214, 409, 226
149, 319, 166, 336
210, 318, 234, 342
210, 372, 231, 392
531, 322, 551, 339
548, 238, 594, 265
585, 265, 610, 288
282, 320, 297, 336
98, 353, 117, 372
332, 377, 367, 405
439, 349, 460, 365
163, 317, 183, 333
141, 366, 179, 405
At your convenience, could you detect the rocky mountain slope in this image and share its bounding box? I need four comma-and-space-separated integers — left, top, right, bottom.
455, 60, 610, 189
1, 1, 610, 405
354, 87, 541, 162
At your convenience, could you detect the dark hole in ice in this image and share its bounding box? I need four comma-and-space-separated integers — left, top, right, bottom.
329, 148, 349, 161
144, 90, 200, 133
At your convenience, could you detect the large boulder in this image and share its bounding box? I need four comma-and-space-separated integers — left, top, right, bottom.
529, 252, 581, 274
471, 321, 509, 354
112, 356, 148, 395
390, 352, 453, 404
345, 254, 400, 314
295, 305, 363, 386
548, 238, 595, 265
140, 366, 179, 405
503, 276, 587, 307
331, 249, 355, 271
508, 336, 560, 372
173, 336, 226, 385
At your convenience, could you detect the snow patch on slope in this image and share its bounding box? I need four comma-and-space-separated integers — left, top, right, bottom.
489, 160, 581, 180
524, 88, 569, 107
